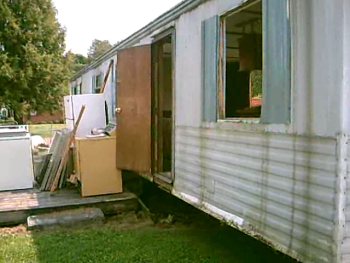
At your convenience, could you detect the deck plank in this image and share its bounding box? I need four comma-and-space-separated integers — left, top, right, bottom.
0, 188, 138, 226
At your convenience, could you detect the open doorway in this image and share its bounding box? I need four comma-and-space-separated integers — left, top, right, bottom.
152, 33, 174, 183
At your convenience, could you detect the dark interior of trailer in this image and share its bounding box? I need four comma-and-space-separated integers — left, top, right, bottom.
224, 0, 262, 118
152, 34, 173, 180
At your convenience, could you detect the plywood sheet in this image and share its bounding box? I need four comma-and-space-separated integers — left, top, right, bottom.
76, 137, 122, 197
116, 45, 152, 173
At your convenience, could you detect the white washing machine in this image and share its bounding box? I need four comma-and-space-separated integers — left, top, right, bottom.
0, 126, 34, 191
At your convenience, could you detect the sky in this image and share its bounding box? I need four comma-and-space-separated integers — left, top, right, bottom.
53, 0, 183, 56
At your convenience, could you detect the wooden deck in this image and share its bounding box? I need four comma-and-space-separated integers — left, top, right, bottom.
0, 188, 138, 226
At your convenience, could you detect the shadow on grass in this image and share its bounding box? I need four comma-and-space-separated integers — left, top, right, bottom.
25, 180, 298, 263
28, 221, 297, 263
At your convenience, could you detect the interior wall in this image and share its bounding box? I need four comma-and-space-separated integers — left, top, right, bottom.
163, 57, 173, 111
225, 62, 250, 117
162, 56, 173, 171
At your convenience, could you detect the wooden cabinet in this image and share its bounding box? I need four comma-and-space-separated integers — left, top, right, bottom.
75, 136, 122, 197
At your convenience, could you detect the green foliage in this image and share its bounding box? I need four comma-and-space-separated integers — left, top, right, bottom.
87, 39, 112, 59
0, 0, 70, 115
251, 70, 262, 98
66, 51, 89, 76
68, 39, 113, 77
73, 53, 89, 65
29, 123, 66, 137
0, 117, 16, 125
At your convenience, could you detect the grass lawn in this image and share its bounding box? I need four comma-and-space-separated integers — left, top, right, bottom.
28, 124, 66, 138
0, 215, 296, 263
0, 181, 297, 263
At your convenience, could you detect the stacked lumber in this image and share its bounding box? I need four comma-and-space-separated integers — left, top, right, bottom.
33, 153, 52, 187
39, 129, 72, 191
50, 105, 85, 192
35, 105, 86, 192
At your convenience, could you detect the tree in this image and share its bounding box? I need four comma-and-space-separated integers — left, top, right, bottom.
87, 39, 112, 59
0, 0, 70, 118
251, 70, 262, 98
66, 51, 89, 76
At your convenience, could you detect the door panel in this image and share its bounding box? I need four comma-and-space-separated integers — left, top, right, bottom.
116, 45, 152, 173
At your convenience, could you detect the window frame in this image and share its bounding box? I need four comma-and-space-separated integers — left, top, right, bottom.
72, 85, 78, 95
93, 73, 103, 94
213, 0, 291, 125
218, 0, 263, 122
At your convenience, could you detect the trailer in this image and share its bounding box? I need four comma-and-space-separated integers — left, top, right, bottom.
70, 0, 350, 262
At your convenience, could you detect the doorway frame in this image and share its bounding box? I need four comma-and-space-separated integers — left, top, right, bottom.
151, 27, 176, 186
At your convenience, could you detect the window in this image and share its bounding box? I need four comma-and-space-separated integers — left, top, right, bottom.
72, 83, 82, 95
223, 1, 262, 118
202, 0, 291, 124
72, 85, 78, 95
92, 73, 103, 93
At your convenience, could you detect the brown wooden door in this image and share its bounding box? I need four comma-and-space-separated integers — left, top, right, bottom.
116, 45, 152, 173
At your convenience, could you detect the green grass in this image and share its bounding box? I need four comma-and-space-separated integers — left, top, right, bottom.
0, 224, 296, 263
28, 124, 66, 138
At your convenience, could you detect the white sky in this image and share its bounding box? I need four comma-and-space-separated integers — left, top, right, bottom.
53, 0, 183, 55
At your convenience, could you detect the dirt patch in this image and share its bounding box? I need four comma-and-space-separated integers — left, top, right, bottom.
137, 179, 219, 228
103, 211, 155, 231
0, 224, 28, 236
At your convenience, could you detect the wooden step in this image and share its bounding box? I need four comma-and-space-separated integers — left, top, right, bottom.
0, 188, 138, 226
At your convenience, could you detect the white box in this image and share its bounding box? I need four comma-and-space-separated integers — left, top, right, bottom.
0, 134, 34, 191
64, 94, 106, 137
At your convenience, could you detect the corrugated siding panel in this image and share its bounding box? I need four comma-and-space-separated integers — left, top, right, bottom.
174, 126, 338, 263
175, 0, 344, 136
342, 139, 350, 262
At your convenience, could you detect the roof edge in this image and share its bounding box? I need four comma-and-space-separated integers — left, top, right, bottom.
70, 0, 205, 81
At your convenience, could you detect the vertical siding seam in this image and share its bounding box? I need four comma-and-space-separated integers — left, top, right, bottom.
287, 134, 297, 251
337, 134, 348, 262
175, 126, 338, 263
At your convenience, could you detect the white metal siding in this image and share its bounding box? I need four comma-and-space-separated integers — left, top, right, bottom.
175, 0, 345, 137
342, 1, 350, 259
174, 126, 338, 263
291, 0, 344, 137
66, 0, 350, 262
81, 72, 92, 94
341, 136, 350, 262
173, 2, 346, 260
70, 54, 118, 124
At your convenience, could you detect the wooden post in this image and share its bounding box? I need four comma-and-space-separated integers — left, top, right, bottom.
50, 105, 86, 192
100, 60, 114, 93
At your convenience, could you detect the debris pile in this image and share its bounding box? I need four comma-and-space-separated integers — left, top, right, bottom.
34, 130, 73, 191
33, 105, 85, 192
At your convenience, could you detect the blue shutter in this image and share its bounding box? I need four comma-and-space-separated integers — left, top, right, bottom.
260, 0, 291, 124
202, 16, 219, 122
